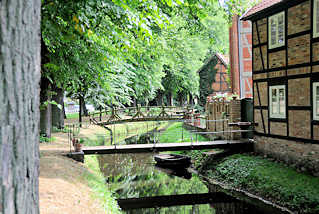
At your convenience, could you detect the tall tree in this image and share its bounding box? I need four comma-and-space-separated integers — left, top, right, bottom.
0, 0, 41, 213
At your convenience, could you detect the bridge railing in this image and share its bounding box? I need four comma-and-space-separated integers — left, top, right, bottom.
89, 105, 192, 124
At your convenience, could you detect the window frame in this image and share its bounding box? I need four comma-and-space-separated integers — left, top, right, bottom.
314, 0, 319, 38
313, 82, 319, 120
268, 11, 285, 49
269, 85, 286, 119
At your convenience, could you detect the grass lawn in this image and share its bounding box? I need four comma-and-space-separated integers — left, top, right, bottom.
66, 112, 80, 119
158, 122, 209, 143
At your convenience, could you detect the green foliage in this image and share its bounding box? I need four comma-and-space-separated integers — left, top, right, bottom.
52, 126, 71, 133
84, 155, 122, 214
198, 56, 218, 106
39, 135, 55, 143
66, 112, 79, 119
206, 154, 319, 214
41, 0, 248, 107
40, 100, 62, 111
221, 0, 260, 22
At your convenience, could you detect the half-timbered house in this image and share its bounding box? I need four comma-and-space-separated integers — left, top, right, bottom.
242, 0, 319, 175
198, 53, 231, 105
211, 53, 231, 97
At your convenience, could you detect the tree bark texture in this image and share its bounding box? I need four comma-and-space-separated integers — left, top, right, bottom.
51, 86, 64, 129
167, 92, 173, 106
40, 77, 51, 137
79, 96, 82, 127
0, 0, 41, 214
80, 96, 88, 116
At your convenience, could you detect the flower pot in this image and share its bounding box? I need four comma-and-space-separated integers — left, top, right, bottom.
75, 143, 83, 152
72, 138, 77, 146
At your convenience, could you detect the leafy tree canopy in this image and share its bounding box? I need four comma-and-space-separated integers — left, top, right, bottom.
41, 0, 248, 107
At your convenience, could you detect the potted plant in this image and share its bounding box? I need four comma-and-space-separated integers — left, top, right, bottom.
74, 138, 84, 152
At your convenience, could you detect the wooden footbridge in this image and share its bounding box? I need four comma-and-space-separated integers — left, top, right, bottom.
82, 140, 252, 155
68, 104, 254, 162
89, 105, 193, 126
69, 139, 253, 162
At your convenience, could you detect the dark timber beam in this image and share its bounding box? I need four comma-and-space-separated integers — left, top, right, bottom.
117, 192, 237, 210
81, 140, 253, 155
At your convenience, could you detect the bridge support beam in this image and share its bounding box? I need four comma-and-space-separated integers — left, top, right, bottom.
67, 151, 84, 163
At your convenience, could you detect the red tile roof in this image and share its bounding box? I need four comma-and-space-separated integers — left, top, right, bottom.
242, 0, 284, 20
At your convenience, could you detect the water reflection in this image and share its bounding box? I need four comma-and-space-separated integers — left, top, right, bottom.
97, 153, 287, 214
98, 153, 214, 213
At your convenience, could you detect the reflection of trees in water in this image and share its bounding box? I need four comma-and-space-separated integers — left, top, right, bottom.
97, 153, 216, 213
208, 185, 269, 214
126, 204, 214, 214
98, 153, 154, 177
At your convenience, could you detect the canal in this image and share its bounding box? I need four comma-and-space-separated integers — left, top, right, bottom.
96, 152, 289, 214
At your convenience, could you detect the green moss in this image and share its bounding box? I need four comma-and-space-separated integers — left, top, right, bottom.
84, 155, 123, 214
205, 154, 319, 213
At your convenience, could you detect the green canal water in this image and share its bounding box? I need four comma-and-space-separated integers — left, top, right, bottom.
97, 152, 288, 214
92, 122, 289, 213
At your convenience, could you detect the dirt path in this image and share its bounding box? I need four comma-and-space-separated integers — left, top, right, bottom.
39, 126, 107, 214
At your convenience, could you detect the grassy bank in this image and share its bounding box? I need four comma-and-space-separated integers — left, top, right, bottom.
84, 155, 122, 214
202, 154, 319, 214
159, 122, 209, 143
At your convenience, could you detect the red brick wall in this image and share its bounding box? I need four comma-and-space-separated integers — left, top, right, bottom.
211, 60, 231, 93
207, 99, 241, 140
230, 15, 253, 98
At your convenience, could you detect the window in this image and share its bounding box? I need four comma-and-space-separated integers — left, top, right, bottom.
268, 12, 285, 49
314, 0, 319, 37
269, 85, 286, 118
313, 82, 319, 120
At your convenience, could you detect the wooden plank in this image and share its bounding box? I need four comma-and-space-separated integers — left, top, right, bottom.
117, 192, 237, 210
82, 140, 252, 154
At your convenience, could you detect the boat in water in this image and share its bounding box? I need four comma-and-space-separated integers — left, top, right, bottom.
154, 153, 191, 169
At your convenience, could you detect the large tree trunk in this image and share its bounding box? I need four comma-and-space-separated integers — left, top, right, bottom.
167, 92, 174, 106
79, 96, 82, 127
80, 95, 88, 116
40, 77, 51, 137
0, 1, 41, 214
155, 91, 164, 106
189, 93, 194, 106
178, 92, 184, 106
51, 86, 64, 129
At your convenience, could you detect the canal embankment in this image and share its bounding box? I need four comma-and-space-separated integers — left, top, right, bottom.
194, 152, 319, 214
40, 120, 319, 213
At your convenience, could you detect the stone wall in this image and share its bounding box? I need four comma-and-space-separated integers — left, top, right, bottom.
254, 136, 319, 176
